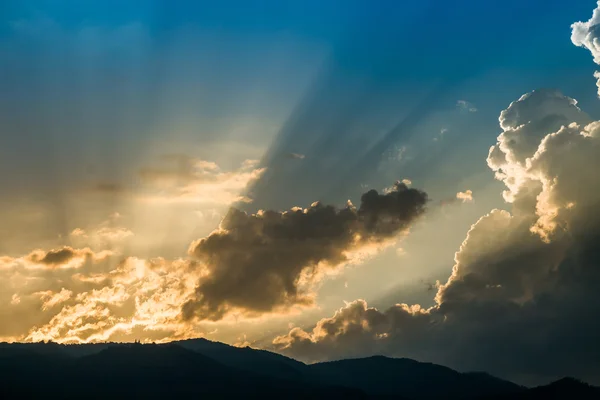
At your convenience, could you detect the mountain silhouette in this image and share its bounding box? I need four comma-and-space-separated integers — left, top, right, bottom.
503, 377, 600, 400
308, 355, 523, 398
0, 343, 364, 399
0, 340, 596, 399
176, 338, 311, 381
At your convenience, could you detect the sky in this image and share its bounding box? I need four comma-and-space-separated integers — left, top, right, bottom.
2, 0, 600, 386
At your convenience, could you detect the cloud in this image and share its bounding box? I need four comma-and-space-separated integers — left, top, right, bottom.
273, 299, 434, 363
0, 245, 204, 343
434, 128, 449, 142
272, 79, 600, 384
0, 246, 113, 271
24, 257, 203, 343
389, 145, 408, 162
3, 3, 600, 382
94, 227, 134, 242
71, 226, 134, 244
138, 154, 219, 184
287, 153, 306, 160
69, 214, 134, 249
37, 288, 73, 311
182, 181, 428, 321
0, 246, 117, 339
456, 190, 473, 203
457, 100, 478, 113
10, 294, 20, 306
70, 228, 86, 238
571, 1, 600, 96
138, 155, 265, 205
233, 334, 253, 348
37, 248, 83, 266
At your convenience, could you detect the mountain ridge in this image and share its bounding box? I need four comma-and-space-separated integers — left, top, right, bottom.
0, 339, 597, 399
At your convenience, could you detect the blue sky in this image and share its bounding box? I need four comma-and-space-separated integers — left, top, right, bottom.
5, 0, 597, 207
2, 1, 600, 380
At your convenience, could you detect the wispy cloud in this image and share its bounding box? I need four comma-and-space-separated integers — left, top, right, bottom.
138, 155, 265, 205
456, 100, 478, 113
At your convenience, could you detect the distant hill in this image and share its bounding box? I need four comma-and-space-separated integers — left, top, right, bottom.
0, 340, 597, 399
176, 338, 311, 381
500, 377, 600, 400
308, 355, 523, 398
0, 343, 364, 399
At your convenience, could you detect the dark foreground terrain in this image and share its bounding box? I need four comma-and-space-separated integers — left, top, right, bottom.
0, 340, 597, 399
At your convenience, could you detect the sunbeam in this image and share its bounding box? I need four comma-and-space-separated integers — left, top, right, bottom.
3, 1, 600, 394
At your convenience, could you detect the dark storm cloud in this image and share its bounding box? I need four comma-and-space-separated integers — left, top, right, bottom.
182, 182, 428, 321
20, 246, 108, 269
272, 69, 600, 386
37, 247, 77, 265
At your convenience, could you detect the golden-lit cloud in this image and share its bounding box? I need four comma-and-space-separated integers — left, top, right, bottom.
0, 150, 275, 344
0, 179, 429, 340
37, 288, 73, 311
183, 181, 428, 322
24, 257, 205, 343
69, 213, 134, 249
0, 243, 206, 343
233, 334, 253, 348
138, 155, 265, 205
3, 1, 600, 388
456, 190, 473, 203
